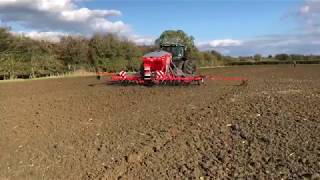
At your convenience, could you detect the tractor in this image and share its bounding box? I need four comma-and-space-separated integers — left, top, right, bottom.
159, 43, 196, 75
109, 42, 204, 85
100, 42, 248, 86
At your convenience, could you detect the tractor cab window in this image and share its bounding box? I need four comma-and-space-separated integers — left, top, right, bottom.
161, 46, 171, 53
162, 46, 184, 58
172, 47, 184, 57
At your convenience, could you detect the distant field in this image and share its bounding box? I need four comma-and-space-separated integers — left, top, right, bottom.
0, 65, 319, 179
227, 59, 320, 66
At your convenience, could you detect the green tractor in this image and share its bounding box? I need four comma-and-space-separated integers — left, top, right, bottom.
160, 43, 196, 75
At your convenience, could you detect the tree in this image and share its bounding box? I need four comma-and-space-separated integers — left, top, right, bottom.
254, 54, 262, 62
89, 33, 143, 72
58, 36, 90, 69
155, 30, 202, 65
0, 27, 13, 52
203, 52, 218, 66
290, 54, 304, 61
239, 56, 248, 61
275, 54, 290, 61
155, 30, 196, 50
210, 50, 223, 61
0, 32, 62, 78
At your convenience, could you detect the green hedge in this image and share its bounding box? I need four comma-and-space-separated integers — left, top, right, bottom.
227, 60, 320, 66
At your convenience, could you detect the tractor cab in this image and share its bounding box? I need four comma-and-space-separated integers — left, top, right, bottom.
160, 43, 186, 61
160, 43, 194, 75
109, 42, 202, 85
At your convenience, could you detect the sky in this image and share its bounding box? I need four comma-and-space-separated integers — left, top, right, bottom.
0, 0, 319, 56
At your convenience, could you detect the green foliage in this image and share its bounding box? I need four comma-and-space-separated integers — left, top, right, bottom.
0, 27, 228, 79
155, 30, 195, 49
275, 54, 290, 61
227, 53, 320, 66
0, 29, 63, 79
5, 27, 319, 80
57, 36, 90, 67
290, 54, 304, 61
228, 59, 320, 66
155, 30, 224, 67
89, 33, 142, 72
254, 54, 262, 62
0, 27, 13, 52
210, 50, 223, 61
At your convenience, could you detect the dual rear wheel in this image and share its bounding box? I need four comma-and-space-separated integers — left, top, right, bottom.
176, 60, 196, 75
182, 60, 196, 75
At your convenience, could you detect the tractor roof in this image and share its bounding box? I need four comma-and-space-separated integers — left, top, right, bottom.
143, 50, 170, 58
160, 43, 185, 47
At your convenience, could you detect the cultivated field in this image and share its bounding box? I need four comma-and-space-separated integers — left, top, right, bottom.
0, 65, 319, 179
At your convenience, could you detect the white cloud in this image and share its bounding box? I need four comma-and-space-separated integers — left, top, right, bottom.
299, 0, 320, 15
300, 5, 310, 14
298, 0, 320, 32
197, 39, 242, 51
208, 39, 242, 47
13, 31, 69, 42
197, 32, 320, 56
197, 1, 320, 56
128, 35, 155, 45
0, 0, 129, 35
2, 0, 320, 56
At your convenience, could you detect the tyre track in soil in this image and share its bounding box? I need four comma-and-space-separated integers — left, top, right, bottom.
95, 84, 246, 179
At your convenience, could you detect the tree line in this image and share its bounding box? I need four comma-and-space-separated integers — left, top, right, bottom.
236, 53, 320, 62
0, 28, 225, 79
1, 27, 319, 80
0, 27, 145, 79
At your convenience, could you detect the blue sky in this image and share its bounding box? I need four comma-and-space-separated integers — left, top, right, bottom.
0, 0, 319, 56
83, 0, 301, 41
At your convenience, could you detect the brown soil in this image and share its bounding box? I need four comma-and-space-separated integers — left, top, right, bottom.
0, 65, 319, 179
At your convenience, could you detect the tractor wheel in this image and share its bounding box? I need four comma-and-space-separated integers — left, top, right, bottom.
183, 60, 196, 75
